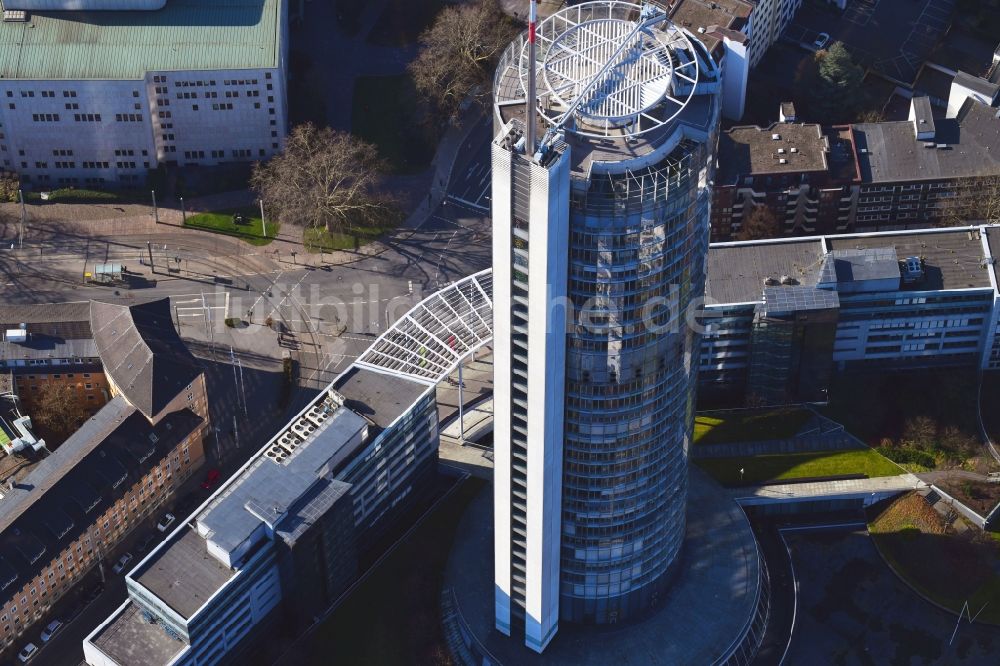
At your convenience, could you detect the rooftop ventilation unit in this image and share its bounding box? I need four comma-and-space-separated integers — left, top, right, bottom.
777, 148, 786, 154
902, 256, 924, 283
780, 275, 795, 285
779, 158, 788, 164
790, 147, 798, 153
936, 143, 949, 149
764, 277, 780, 286
771, 133, 781, 141
2, 10, 27, 22
4, 329, 26, 344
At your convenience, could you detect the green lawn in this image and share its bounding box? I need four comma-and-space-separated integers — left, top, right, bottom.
183, 207, 277, 246
303, 224, 388, 253
0, 429, 9, 447
870, 492, 1000, 625
694, 407, 813, 445
695, 448, 903, 486
25, 188, 145, 204
351, 75, 436, 174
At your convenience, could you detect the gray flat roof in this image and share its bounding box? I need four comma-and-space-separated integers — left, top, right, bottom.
133, 527, 235, 620
826, 247, 901, 284
0, 337, 97, 363
90, 601, 186, 666
0, 302, 91, 327
852, 100, 1000, 183
954, 70, 1000, 98
274, 478, 352, 547
826, 230, 991, 290
706, 239, 826, 304
195, 405, 367, 556
986, 226, 1000, 263
910, 96, 935, 136
717, 122, 829, 184
334, 366, 432, 431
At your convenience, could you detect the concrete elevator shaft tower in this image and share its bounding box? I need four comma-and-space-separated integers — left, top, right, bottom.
490, 1, 721, 653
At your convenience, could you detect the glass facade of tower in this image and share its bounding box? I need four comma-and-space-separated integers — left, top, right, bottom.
561, 141, 712, 623
491, 0, 722, 648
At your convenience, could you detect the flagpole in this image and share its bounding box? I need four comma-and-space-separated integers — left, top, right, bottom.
526, 0, 538, 156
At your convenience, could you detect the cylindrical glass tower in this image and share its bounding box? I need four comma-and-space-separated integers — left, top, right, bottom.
491, 1, 720, 651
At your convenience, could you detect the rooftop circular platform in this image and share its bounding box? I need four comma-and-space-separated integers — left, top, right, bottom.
443, 466, 769, 665
516, 1, 701, 139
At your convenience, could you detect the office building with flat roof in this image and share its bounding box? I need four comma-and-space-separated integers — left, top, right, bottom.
0, 0, 288, 188
84, 361, 439, 666
700, 225, 1000, 405
491, 1, 721, 651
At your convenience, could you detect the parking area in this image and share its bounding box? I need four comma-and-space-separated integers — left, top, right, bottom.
784, 0, 956, 85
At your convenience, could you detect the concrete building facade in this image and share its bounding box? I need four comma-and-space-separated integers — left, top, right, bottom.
700, 225, 1000, 405
491, 1, 721, 651
0, 0, 288, 188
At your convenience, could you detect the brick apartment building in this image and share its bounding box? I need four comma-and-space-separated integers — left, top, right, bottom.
711, 68, 1000, 241
0, 298, 208, 652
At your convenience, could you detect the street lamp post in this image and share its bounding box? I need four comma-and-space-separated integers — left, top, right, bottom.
17, 189, 25, 250
151, 190, 159, 223
180, 197, 186, 225
259, 198, 267, 238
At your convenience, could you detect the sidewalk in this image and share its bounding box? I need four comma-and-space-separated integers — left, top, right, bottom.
732, 473, 926, 506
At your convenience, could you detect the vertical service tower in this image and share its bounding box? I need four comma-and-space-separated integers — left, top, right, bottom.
491, 1, 721, 653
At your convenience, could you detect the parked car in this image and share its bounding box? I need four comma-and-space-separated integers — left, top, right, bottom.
813, 32, 830, 49
17, 643, 37, 663
201, 469, 221, 490
112, 553, 133, 575
156, 513, 176, 533
40, 619, 63, 643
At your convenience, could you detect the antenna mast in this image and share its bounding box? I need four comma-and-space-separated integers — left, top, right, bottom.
526, 0, 537, 156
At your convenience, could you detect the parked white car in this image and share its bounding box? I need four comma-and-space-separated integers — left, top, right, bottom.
17, 643, 38, 663
156, 513, 176, 533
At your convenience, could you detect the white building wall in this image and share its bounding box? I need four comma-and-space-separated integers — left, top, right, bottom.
522, 150, 569, 654
490, 138, 513, 637
0, 66, 286, 188
720, 36, 749, 120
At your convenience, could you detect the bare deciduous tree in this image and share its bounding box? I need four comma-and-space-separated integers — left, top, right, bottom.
251, 123, 393, 235
409, 0, 520, 122
939, 174, 1000, 227
736, 205, 781, 241
32, 383, 88, 438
